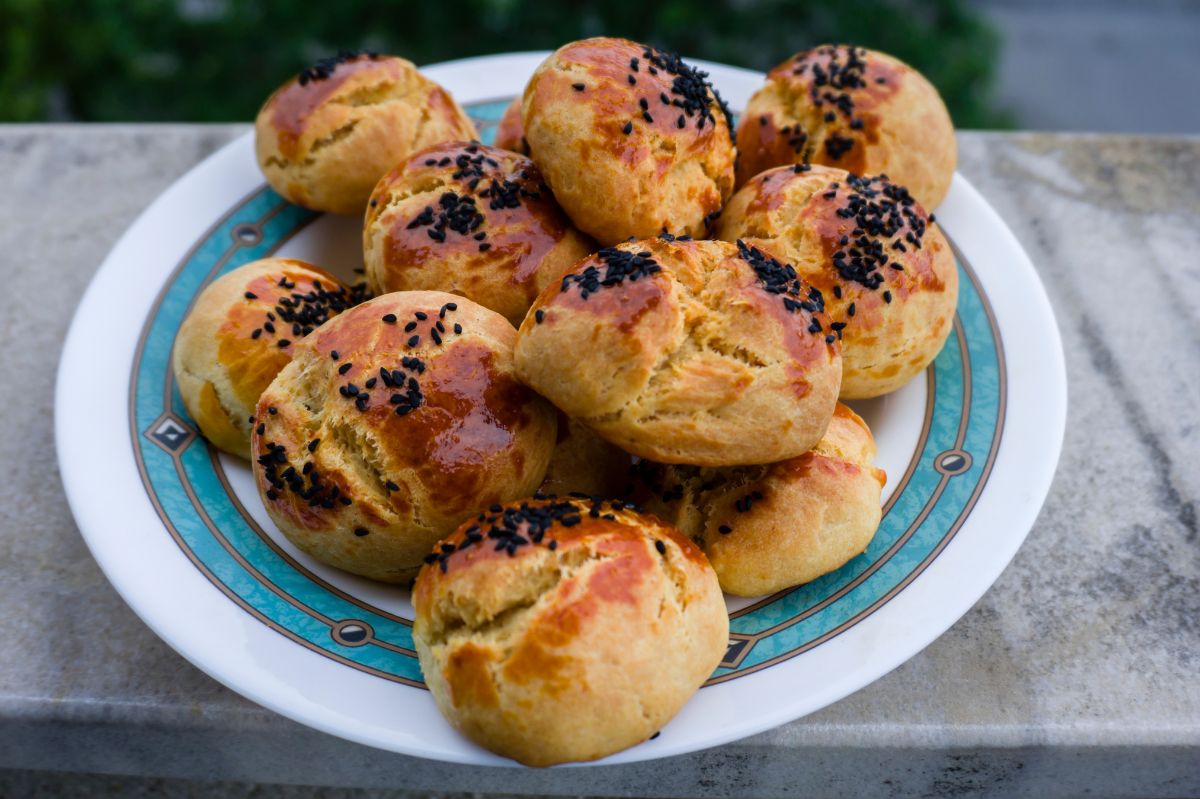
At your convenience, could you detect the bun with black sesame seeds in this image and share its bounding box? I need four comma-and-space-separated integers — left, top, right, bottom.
250, 291, 557, 583
411, 495, 727, 766
716, 164, 957, 399
539, 414, 633, 498
735, 45, 956, 209
363, 141, 592, 327
492, 97, 529, 154
172, 258, 368, 459
514, 236, 842, 466
521, 37, 736, 245
254, 52, 478, 215
631, 403, 885, 596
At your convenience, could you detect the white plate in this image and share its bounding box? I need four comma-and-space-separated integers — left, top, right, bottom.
56, 52, 1066, 766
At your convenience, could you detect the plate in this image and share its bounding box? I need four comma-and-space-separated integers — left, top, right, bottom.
56, 52, 1066, 766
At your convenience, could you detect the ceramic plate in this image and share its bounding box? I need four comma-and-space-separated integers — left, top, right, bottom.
56, 53, 1066, 766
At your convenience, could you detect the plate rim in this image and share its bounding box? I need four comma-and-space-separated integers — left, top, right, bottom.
55, 52, 1067, 766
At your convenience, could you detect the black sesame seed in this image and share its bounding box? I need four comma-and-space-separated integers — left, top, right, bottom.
627, 74, 636, 85
330, 350, 339, 360
385, 480, 399, 491
277, 339, 290, 348
572, 82, 585, 91
338, 362, 352, 375
251, 328, 262, 339
256, 423, 265, 436
479, 243, 491, 252
622, 121, 633, 134
535, 309, 545, 324
655, 540, 666, 555
404, 321, 417, 332
407, 335, 419, 347
308, 439, 320, 452
382, 313, 397, 324
453, 323, 462, 334
353, 527, 369, 537
244, 291, 257, 300
883, 290, 892, 303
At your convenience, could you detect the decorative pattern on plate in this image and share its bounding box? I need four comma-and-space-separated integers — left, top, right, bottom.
129, 99, 1005, 689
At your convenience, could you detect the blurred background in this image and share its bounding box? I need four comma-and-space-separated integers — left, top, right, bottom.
1, 0, 1196, 131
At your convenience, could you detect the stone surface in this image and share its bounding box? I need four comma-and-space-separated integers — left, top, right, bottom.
0, 126, 1197, 798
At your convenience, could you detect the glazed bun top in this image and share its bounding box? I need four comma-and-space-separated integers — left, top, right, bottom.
255, 52, 477, 215
522, 37, 736, 245
735, 44, 956, 209
363, 141, 592, 326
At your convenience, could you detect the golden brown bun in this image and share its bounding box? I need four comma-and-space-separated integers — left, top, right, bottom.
251, 292, 557, 583
254, 53, 477, 215
634, 403, 885, 596
522, 38, 735, 245
735, 45, 956, 209
493, 98, 528, 154
716, 165, 957, 398
540, 414, 633, 498
515, 236, 842, 466
363, 142, 592, 327
412, 496, 727, 766
172, 258, 366, 459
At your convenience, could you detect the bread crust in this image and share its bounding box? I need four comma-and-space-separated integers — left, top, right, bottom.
251, 292, 556, 583
255, 54, 477, 215
717, 165, 957, 398
735, 45, 956, 209
412, 496, 728, 766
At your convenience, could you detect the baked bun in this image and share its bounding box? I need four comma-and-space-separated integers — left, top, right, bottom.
255, 52, 477, 215
633, 403, 885, 596
493, 98, 528, 154
514, 236, 842, 466
251, 292, 556, 583
412, 496, 727, 766
173, 258, 367, 459
540, 414, 632, 498
735, 45, 956, 209
363, 142, 592, 326
522, 38, 735, 245
716, 165, 957, 398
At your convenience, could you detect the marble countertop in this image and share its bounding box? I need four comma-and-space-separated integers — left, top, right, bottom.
0, 126, 1196, 798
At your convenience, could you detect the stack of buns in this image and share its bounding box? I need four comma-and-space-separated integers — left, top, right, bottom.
173, 37, 958, 766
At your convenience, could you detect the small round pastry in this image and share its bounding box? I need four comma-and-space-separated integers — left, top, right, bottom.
522, 37, 736, 245
716, 164, 957, 399
735, 44, 956, 209
363, 142, 592, 327
172, 258, 367, 459
540, 414, 632, 498
412, 496, 728, 766
255, 52, 478, 215
633, 403, 886, 596
251, 291, 557, 583
492, 98, 528, 154
515, 236, 842, 466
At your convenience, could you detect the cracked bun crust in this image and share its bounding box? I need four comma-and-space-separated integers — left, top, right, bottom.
250, 292, 556, 583
254, 53, 477, 215
539, 414, 633, 498
514, 237, 842, 466
633, 403, 886, 596
172, 258, 365, 459
735, 45, 956, 209
493, 98, 528, 154
716, 164, 957, 399
521, 38, 735, 245
412, 496, 727, 766
363, 142, 592, 327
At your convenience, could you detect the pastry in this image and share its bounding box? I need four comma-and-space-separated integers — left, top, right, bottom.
716, 164, 957, 398
735, 44, 956, 209
514, 236, 841, 466
633, 403, 886, 596
493, 98, 528, 154
363, 141, 591, 326
172, 258, 367, 459
412, 496, 727, 766
522, 37, 735, 244
255, 52, 477, 215
539, 414, 632, 498
251, 291, 556, 583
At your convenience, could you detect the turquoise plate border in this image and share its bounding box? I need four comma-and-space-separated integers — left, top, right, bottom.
130, 99, 1005, 689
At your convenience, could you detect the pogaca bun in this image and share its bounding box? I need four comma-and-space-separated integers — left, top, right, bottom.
173, 258, 368, 459
540, 414, 632, 498
251, 292, 556, 583
255, 52, 477, 215
493, 98, 528, 154
633, 403, 885, 596
735, 45, 956, 209
412, 496, 728, 766
514, 236, 842, 466
522, 38, 735, 245
717, 165, 957, 399
363, 142, 591, 326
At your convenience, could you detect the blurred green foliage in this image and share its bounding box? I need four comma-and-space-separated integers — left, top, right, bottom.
0, 0, 1010, 127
